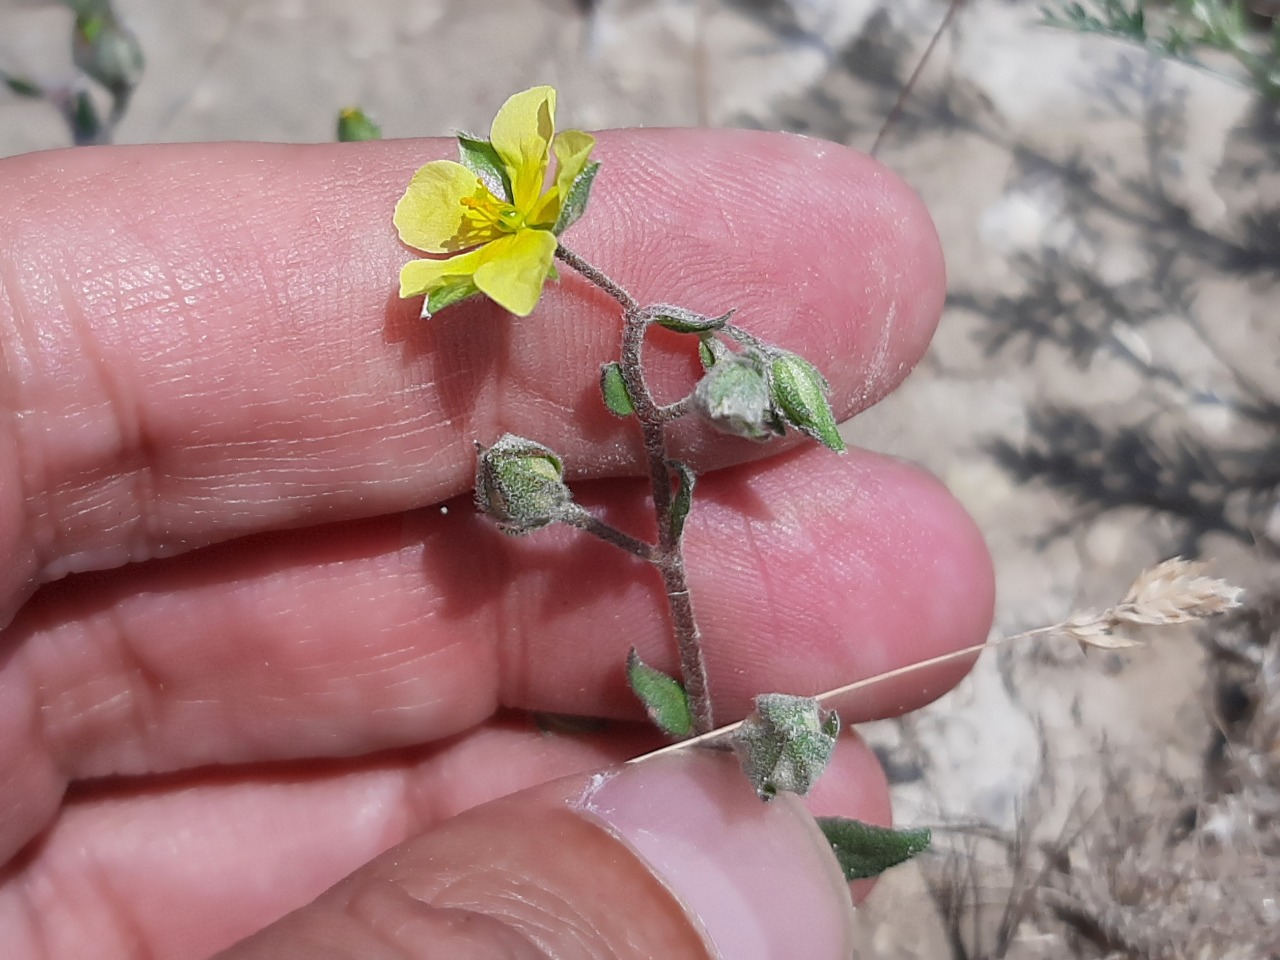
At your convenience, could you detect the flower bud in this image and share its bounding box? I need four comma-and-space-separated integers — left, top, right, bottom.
474, 434, 574, 535
337, 106, 382, 142
73, 11, 144, 100
692, 350, 783, 442
768, 352, 845, 453
731, 693, 840, 800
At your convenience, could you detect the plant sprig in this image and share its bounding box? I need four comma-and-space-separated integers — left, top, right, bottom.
1041, 0, 1280, 100
389, 87, 1245, 885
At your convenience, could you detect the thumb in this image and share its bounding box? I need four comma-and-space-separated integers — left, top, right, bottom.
215, 751, 857, 959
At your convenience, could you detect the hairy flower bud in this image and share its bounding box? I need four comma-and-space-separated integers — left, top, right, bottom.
474, 434, 574, 535
731, 693, 840, 800
692, 350, 783, 442
768, 352, 845, 453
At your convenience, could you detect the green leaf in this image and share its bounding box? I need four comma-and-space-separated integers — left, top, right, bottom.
669, 461, 695, 541
1, 72, 42, 98
337, 106, 382, 142
626, 648, 693, 737
600, 362, 635, 417
816, 818, 931, 881
648, 306, 734, 334
698, 335, 730, 371
425, 278, 481, 318
457, 135, 513, 202
552, 160, 600, 236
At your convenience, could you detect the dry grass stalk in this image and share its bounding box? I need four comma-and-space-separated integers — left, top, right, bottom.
1063, 558, 1246, 650
634, 558, 1245, 763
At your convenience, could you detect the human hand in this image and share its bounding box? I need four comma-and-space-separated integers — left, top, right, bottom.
0, 130, 993, 959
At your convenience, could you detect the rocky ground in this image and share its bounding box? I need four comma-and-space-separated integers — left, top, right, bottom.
3, 0, 1278, 956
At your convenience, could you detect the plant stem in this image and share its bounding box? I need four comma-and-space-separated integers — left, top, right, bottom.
556, 245, 638, 313
557, 243, 715, 734
563, 507, 655, 561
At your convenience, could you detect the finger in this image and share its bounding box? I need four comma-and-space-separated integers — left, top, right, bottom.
1, 719, 652, 960
0, 131, 943, 614
221, 753, 873, 960
1, 728, 886, 960
2, 444, 991, 859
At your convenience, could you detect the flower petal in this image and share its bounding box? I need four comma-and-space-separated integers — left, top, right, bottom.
398, 246, 488, 299
528, 128, 596, 228
394, 160, 494, 254
490, 86, 556, 214
472, 229, 558, 317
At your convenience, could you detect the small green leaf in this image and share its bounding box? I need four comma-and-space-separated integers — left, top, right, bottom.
424, 278, 481, 318
816, 818, 931, 881
600, 362, 635, 417
552, 160, 600, 236
2, 73, 42, 98
337, 106, 382, 142
648, 306, 734, 334
698, 335, 730, 371
669, 461, 695, 541
458, 135, 513, 202
768, 352, 845, 453
626, 648, 693, 737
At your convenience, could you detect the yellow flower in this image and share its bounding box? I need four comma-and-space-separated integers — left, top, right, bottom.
394, 86, 597, 317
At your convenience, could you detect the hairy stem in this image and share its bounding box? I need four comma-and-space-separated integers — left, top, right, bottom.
563, 507, 656, 562
556, 245, 638, 313
558, 243, 715, 734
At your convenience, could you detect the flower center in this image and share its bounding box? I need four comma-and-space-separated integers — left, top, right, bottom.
460, 185, 525, 242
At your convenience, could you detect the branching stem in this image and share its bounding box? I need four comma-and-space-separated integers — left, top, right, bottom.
557, 242, 715, 734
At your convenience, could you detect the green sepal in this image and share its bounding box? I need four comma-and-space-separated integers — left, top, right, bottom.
698, 335, 730, 371
552, 160, 600, 236
648, 306, 734, 335
424, 279, 481, 319
458, 135, 513, 202
1, 73, 41, 98
626, 648, 693, 738
669, 461, 695, 541
337, 106, 382, 142
768, 353, 846, 453
816, 817, 931, 881
600, 362, 635, 417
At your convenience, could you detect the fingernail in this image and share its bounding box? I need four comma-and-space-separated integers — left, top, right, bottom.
573, 751, 855, 960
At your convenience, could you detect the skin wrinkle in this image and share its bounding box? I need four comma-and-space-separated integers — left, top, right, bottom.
0, 247, 53, 606
57, 267, 164, 574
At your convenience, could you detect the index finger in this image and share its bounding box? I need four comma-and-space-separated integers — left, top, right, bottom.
0, 130, 944, 618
